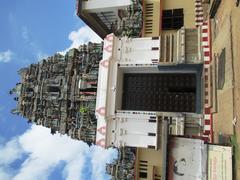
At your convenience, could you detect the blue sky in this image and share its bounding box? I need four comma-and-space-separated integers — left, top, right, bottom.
0, 1, 115, 180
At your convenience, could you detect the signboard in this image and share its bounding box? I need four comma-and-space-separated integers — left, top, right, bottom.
208, 145, 232, 180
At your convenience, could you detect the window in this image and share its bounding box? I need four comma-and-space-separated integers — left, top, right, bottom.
147, 145, 156, 149
139, 172, 148, 178
149, 119, 157, 123
47, 86, 60, 93
140, 167, 147, 171
217, 48, 226, 89
148, 133, 156, 136
162, 9, 184, 30
154, 174, 161, 180
149, 116, 157, 123
95, 11, 117, 30
139, 160, 148, 178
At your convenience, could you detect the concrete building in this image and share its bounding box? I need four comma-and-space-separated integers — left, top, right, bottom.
167, 137, 232, 180
167, 137, 207, 180
77, 0, 214, 144
95, 30, 204, 149
93, 30, 206, 179
75, 1, 225, 180
10, 0, 233, 180
77, 0, 142, 38
76, 0, 197, 38
106, 137, 232, 180
106, 147, 136, 179
106, 147, 166, 180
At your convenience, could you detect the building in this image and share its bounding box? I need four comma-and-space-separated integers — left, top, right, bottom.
76, 0, 197, 38
76, 0, 142, 38
106, 147, 165, 180
167, 137, 207, 180
93, 30, 205, 180
106, 147, 136, 179
207, 144, 233, 180
10, 43, 103, 145
107, 137, 233, 180
95, 30, 204, 149
168, 137, 233, 180
77, 0, 214, 142
134, 147, 166, 180
75, 1, 227, 179
11, 0, 234, 180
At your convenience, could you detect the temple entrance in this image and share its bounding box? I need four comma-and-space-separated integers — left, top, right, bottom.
122, 73, 196, 112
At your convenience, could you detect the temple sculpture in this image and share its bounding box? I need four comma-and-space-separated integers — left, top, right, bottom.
106, 147, 136, 180
10, 42, 103, 145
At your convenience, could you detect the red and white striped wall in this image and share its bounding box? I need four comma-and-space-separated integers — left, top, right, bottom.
195, 0, 204, 27
201, 20, 213, 142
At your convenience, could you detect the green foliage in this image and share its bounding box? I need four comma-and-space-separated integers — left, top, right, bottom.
230, 132, 239, 160
79, 107, 89, 113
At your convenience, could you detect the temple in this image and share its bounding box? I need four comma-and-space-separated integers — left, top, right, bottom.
10, 0, 234, 179
10, 43, 102, 145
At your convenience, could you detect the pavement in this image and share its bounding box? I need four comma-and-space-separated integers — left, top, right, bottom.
208, 0, 240, 179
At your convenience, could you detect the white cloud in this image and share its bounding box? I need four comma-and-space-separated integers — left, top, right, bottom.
60, 26, 102, 55
7, 14, 48, 63
68, 26, 102, 48
0, 125, 117, 180
0, 139, 23, 166
36, 51, 48, 61
0, 136, 4, 145
0, 50, 13, 63
20, 26, 48, 62
0, 167, 12, 180
90, 146, 117, 180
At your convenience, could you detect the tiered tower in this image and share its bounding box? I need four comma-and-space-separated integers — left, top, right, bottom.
10, 43, 103, 145
106, 147, 136, 179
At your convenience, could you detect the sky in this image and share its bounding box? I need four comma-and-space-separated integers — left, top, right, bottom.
0, 0, 117, 180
